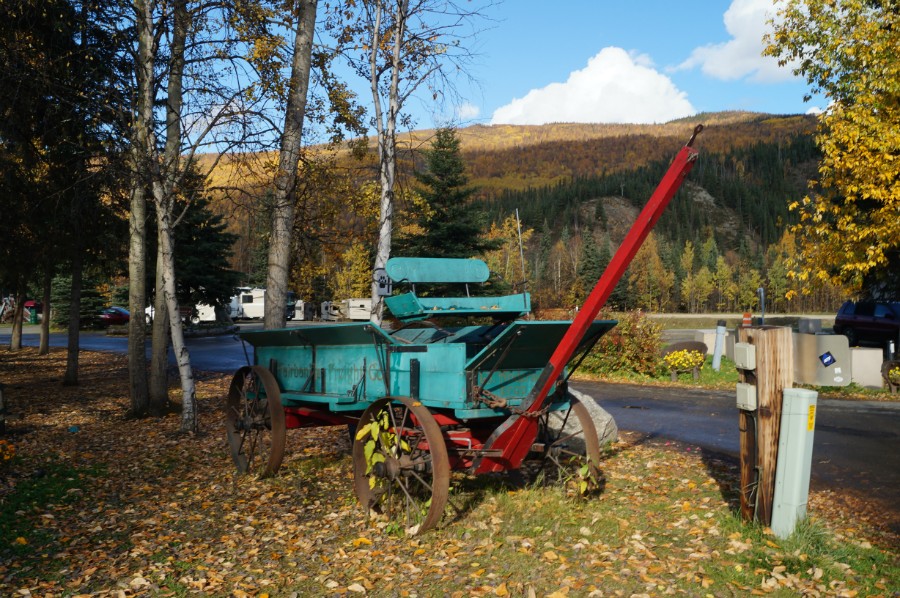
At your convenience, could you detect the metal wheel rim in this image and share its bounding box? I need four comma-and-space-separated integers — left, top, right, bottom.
225, 366, 286, 478
352, 397, 450, 535
532, 395, 602, 494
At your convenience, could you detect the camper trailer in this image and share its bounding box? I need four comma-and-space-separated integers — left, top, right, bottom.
319, 298, 371, 321
230, 288, 265, 320
293, 300, 317, 321
230, 288, 297, 321
320, 301, 340, 321
145, 302, 219, 324
341, 298, 372, 321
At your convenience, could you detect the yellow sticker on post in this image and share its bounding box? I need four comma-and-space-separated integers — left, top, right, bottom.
807, 405, 816, 431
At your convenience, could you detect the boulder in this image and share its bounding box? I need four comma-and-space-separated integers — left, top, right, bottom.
542, 388, 618, 455
569, 387, 618, 446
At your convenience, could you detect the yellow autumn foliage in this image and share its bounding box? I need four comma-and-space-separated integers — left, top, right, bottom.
765, 0, 899, 293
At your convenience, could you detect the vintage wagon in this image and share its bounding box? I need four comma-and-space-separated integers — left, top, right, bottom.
225, 126, 702, 534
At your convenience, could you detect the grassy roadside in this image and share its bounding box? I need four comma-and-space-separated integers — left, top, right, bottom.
0, 347, 897, 596
647, 313, 837, 330
579, 353, 900, 402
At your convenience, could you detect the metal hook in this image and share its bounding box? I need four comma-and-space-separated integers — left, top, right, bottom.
687, 124, 704, 147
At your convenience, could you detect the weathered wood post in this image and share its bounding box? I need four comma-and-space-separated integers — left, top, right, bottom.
737, 326, 794, 525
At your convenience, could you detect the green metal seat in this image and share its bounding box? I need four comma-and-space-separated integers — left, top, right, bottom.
383, 257, 530, 322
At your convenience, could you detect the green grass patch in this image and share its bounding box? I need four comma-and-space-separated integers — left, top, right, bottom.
0, 460, 100, 557
581, 354, 741, 390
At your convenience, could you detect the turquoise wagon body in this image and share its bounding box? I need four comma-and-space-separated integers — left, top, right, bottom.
239, 318, 616, 420
237, 257, 615, 420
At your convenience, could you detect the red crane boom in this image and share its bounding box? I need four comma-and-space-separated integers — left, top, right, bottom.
474, 124, 704, 474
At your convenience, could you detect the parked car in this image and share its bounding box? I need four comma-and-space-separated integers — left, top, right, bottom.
833, 300, 900, 346
98, 307, 130, 327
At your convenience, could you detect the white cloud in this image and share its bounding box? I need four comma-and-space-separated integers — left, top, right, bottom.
805, 105, 824, 115
677, 0, 797, 82
456, 102, 481, 121
490, 47, 695, 125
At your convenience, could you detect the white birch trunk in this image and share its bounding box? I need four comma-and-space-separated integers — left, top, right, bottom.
155, 195, 197, 432
369, 0, 408, 326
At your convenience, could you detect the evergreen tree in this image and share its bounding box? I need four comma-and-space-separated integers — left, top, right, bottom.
535, 219, 553, 284
394, 127, 496, 258
679, 241, 696, 312
699, 234, 719, 272
146, 169, 242, 309
50, 275, 107, 328
577, 230, 604, 291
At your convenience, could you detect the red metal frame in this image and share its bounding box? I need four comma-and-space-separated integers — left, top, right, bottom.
284, 406, 359, 430
473, 126, 703, 474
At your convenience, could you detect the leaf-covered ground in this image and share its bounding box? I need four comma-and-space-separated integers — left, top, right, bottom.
0, 347, 897, 597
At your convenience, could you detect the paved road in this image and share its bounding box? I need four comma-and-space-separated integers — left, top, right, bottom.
4, 326, 899, 511
570, 379, 900, 510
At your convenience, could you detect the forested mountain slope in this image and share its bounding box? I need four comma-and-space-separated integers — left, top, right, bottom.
215, 111, 838, 312
481, 129, 820, 252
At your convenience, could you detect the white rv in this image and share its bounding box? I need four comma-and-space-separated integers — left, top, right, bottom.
293, 300, 317, 321
341, 298, 372, 321
320, 298, 371, 321
230, 288, 266, 320
230, 288, 298, 320
145, 302, 219, 324
320, 301, 340, 321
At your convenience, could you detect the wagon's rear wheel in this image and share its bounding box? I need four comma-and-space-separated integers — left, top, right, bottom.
352, 397, 449, 535
225, 366, 286, 478
530, 395, 602, 495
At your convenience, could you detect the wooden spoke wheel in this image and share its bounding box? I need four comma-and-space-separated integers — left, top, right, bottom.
529, 394, 602, 495
352, 397, 450, 535
225, 366, 286, 478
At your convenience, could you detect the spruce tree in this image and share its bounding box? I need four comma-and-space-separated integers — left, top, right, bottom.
395, 127, 495, 258
146, 169, 242, 310
577, 230, 604, 291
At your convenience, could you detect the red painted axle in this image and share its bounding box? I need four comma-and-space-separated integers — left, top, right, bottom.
474, 125, 703, 474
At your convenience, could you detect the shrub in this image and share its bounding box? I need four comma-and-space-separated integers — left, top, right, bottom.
579, 310, 663, 377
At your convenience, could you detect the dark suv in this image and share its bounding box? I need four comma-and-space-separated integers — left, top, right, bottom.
833, 301, 900, 346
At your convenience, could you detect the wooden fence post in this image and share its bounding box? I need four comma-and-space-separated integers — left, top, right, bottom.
738, 326, 794, 525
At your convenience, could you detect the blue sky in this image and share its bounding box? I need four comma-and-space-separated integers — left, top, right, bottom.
406, 0, 823, 129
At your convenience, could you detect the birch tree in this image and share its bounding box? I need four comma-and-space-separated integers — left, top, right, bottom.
128, 0, 155, 415
765, 0, 900, 296
332, 0, 495, 324
130, 0, 275, 429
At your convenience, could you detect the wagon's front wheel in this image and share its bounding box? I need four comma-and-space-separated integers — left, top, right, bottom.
353, 397, 449, 535
532, 395, 603, 495
225, 366, 286, 477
